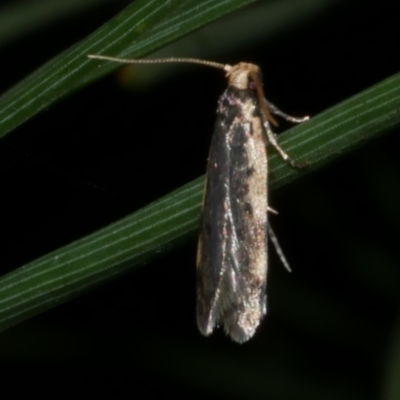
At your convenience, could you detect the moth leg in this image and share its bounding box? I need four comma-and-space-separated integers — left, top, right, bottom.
265, 100, 309, 124
267, 205, 278, 215
263, 122, 301, 168
267, 223, 291, 273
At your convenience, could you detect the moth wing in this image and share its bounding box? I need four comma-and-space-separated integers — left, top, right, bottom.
196, 87, 269, 343
196, 107, 231, 337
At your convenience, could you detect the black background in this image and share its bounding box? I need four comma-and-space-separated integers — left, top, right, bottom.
0, 0, 400, 399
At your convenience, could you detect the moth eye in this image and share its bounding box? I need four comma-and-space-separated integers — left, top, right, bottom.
249, 80, 256, 90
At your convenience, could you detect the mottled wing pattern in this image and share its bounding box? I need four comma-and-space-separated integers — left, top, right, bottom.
196, 86, 269, 343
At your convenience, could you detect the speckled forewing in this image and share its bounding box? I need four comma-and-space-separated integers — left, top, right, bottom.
196, 86, 269, 343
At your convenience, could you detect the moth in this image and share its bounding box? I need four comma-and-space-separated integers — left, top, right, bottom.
87, 54, 309, 343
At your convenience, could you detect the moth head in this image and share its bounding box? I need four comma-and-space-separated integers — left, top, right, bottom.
226, 62, 278, 127
226, 63, 262, 90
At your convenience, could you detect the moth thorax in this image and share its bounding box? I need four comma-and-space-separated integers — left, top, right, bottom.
227, 62, 262, 90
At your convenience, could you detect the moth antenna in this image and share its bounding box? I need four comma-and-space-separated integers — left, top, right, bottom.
87, 54, 230, 72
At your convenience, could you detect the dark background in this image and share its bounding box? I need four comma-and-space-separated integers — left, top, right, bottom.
0, 0, 400, 399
